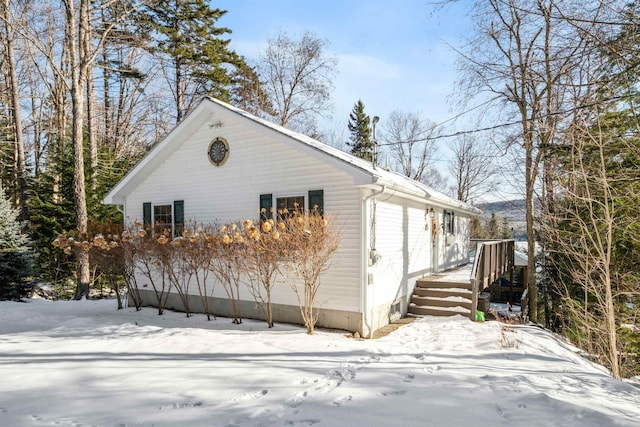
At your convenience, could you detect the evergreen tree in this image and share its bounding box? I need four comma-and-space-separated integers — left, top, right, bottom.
347, 100, 372, 161
28, 141, 76, 292
470, 216, 484, 239
500, 217, 512, 239
142, 0, 250, 121
0, 188, 33, 300
485, 213, 499, 238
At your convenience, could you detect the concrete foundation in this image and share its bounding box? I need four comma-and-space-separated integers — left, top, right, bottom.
133, 289, 363, 333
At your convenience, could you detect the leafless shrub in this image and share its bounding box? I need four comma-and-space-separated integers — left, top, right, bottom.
166, 234, 194, 317
130, 226, 173, 315
52, 228, 142, 311
179, 224, 216, 320
280, 208, 340, 334
208, 222, 246, 324
120, 230, 143, 311
240, 215, 284, 328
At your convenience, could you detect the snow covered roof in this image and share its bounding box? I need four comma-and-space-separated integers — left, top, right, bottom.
104, 97, 480, 215
514, 250, 528, 267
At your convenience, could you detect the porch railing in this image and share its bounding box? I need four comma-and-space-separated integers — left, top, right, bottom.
469, 239, 515, 320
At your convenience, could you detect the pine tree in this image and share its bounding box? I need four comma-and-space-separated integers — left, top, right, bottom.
142, 0, 249, 121
485, 213, 499, 238
0, 188, 33, 300
28, 141, 76, 290
470, 216, 484, 239
347, 100, 372, 161
500, 217, 512, 239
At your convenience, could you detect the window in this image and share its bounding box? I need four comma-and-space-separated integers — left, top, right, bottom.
262, 191, 324, 221
444, 210, 455, 234
143, 200, 184, 237
276, 196, 305, 220
153, 205, 172, 236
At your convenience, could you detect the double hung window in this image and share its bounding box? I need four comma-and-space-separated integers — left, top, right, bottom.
142, 200, 184, 237
444, 210, 455, 234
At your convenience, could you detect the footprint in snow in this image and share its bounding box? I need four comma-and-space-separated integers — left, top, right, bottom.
158, 401, 204, 410
287, 391, 308, 408
243, 389, 268, 400
284, 419, 321, 426
404, 373, 415, 382
332, 395, 352, 406
379, 390, 407, 397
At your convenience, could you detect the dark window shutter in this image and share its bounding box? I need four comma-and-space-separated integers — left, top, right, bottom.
143, 202, 151, 231
174, 200, 184, 237
259, 194, 272, 222
451, 211, 455, 234
308, 190, 324, 216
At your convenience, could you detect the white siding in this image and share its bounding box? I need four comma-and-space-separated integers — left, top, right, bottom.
439, 211, 472, 270
368, 197, 430, 312
125, 113, 362, 312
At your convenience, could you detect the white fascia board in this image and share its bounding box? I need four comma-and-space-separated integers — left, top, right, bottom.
369, 175, 481, 215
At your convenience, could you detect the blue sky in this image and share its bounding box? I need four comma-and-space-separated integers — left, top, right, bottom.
215, 0, 472, 130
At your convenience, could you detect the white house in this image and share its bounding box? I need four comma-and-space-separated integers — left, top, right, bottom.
103, 97, 480, 335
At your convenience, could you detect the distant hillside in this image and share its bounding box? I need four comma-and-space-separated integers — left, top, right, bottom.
475, 199, 527, 240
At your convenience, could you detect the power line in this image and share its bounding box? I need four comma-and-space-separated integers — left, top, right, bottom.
376, 96, 503, 147
378, 92, 636, 147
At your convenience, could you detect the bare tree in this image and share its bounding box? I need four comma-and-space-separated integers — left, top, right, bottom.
135, 228, 174, 315
241, 217, 283, 328
258, 30, 338, 134
380, 110, 440, 183
119, 229, 143, 311
18, 0, 138, 299
545, 114, 622, 379
318, 118, 348, 151
180, 225, 216, 320
208, 223, 245, 324
449, 134, 497, 203
282, 209, 340, 334
166, 235, 194, 317
457, 0, 598, 321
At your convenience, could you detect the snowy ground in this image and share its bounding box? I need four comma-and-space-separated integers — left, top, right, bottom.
1, 300, 639, 427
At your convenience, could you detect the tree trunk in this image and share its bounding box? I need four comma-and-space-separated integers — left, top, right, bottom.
2, 0, 29, 222
67, 0, 91, 300
175, 57, 183, 122
87, 55, 98, 191
101, 7, 112, 153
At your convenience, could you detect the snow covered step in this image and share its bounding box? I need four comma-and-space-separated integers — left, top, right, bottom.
413, 287, 472, 299
410, 295, 472, 310
415, 279, 472, 291
408, 304, 471, 317
409, 276, 475, 318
